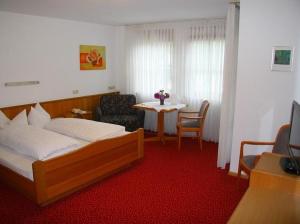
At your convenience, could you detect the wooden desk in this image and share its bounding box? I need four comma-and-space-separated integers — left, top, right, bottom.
134, 102, 185, 143
228, 153, 300, 224
250, 153, 300, 195
229, 188, 300, 224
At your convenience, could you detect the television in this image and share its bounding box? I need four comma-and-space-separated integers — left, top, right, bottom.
280, 100, 300, 175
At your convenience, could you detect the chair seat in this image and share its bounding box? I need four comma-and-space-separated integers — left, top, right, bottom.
242, 155, 257, 169
179, 119, 201, 128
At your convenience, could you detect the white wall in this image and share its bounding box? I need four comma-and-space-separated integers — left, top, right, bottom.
0, 11, 118, 107
294, 32, 300, 102
114, 26, 127, 94
230, 0, 300, 173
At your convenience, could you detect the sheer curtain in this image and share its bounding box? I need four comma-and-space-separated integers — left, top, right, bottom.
125, 20, 225, 142
177, 22, 225, 141
218, 4, 240, 168
126, 25, 175, 132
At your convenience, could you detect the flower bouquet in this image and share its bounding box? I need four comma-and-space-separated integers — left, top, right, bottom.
154, 90, 170, 105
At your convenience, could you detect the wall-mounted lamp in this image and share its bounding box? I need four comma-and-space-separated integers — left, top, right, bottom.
4, 81, 40, 87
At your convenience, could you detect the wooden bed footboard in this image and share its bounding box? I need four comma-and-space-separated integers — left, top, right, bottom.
0, 129, 144, 206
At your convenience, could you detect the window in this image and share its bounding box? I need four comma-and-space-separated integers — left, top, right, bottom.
126, 21, 225, 141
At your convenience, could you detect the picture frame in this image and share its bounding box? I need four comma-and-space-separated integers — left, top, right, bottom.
80, 45, 106, 70
271, 46, 294, 72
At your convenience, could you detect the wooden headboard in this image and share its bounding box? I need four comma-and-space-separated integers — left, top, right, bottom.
0, 92, 119, 119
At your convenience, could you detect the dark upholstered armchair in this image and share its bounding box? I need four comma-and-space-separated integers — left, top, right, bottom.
95, 94, 145, 132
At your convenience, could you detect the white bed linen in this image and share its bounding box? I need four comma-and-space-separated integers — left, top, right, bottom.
0, 140, 89, 181
28, 107, 51, 128
0, 131, 130, 181
0, 125, 80, 160
0, 110, 10, 129
45, 118, 126, 142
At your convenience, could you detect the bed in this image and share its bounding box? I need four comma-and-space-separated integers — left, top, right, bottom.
0, 103, 144, 206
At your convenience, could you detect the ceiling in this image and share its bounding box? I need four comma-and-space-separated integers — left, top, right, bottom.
0, 0, 228, 26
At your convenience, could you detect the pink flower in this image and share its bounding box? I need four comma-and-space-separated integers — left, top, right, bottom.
154, 90, 170, 100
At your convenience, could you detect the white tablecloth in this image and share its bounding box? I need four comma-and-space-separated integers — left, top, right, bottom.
141, 101, 186, 112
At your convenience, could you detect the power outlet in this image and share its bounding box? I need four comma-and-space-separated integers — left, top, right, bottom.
72, 89, 79, 94
108, 86, 116, 90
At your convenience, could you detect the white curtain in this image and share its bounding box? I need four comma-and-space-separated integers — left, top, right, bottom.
177, 23, 225, 141
125, 20, 225, 142
217, 4, 240, 168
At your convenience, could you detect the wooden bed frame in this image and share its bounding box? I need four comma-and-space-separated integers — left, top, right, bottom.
0, 96, 144, 206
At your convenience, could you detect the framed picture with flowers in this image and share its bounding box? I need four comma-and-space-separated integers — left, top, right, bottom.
80, 45, 106, 70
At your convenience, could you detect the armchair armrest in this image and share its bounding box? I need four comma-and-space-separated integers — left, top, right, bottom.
239, 140, 275, 159
179, 115, 204, 123
178, 111, 199, 114
136, 109, 145, 117
95, 106, 103, 121
178, 111, 199, 122
136, 109, 145, 125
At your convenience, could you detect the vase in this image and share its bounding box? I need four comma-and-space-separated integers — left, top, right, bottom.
160, 99, 164, 105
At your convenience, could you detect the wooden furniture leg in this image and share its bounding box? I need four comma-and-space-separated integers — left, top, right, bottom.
199, 132, 203, 151
144, 110, 177, 143
157, 111, 165, 143
144, 111, 165, 142
178, 128, 182, 151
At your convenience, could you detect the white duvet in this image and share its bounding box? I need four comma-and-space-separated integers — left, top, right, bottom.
0, 125, 80, 160
45, 118, 126, 142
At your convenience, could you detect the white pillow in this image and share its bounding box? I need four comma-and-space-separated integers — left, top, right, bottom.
10, 109, 28, 126
28, 107, 51, 128
0, 125, 80, 160
35, 103, 51, 119
0, 110, 10, 129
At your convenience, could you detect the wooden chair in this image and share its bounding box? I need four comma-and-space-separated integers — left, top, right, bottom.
238, 124, 290, 178
177, 100, 209, 151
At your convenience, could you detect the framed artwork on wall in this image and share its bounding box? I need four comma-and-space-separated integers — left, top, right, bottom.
271, 46, 294, 72
80, 45, 106, 70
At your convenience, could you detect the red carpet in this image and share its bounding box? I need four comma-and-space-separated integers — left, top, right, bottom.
0, 140, 248, 224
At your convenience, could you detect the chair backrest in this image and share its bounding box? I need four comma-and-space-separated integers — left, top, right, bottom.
198, 100, 209, 127
100, 94, 137, 115
272, 124, 290, 155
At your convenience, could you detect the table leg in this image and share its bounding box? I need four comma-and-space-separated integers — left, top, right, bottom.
144, 111, 177, 143
157, 111, 165, 143
144, 111, 165, 143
